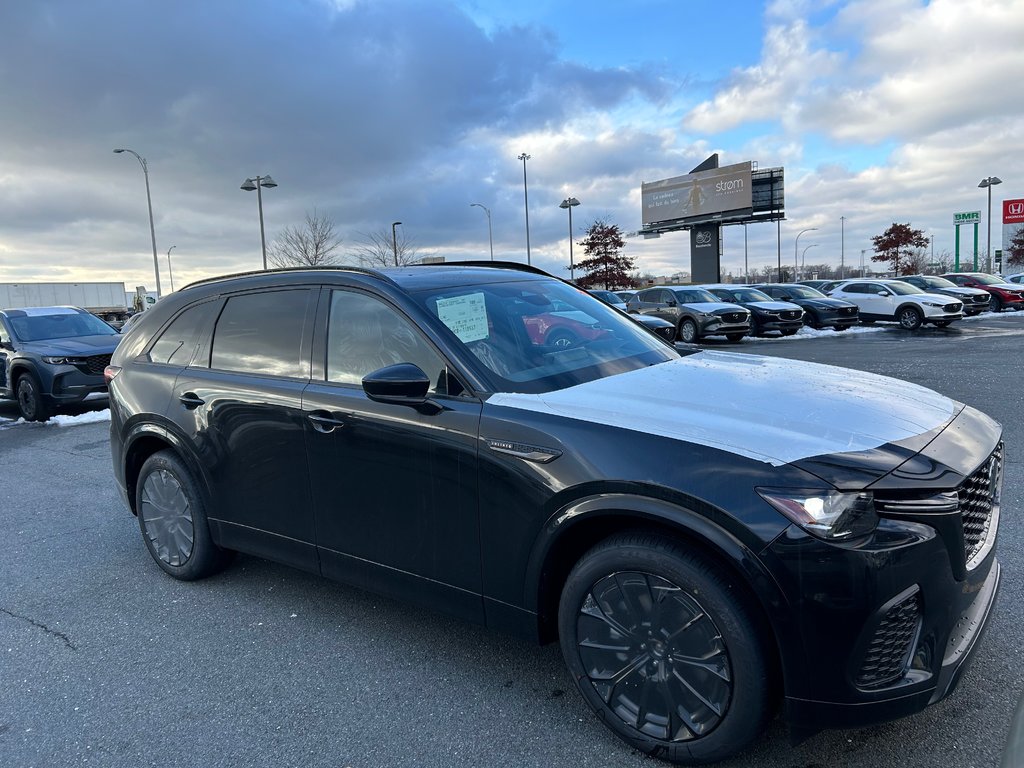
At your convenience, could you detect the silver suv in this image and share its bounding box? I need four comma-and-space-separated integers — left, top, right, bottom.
626, 286, 750, 343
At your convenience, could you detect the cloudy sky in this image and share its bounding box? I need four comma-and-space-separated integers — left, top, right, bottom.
1, 0, 1022, 294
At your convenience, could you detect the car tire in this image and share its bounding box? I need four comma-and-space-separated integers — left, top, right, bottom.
558, 533, 774, 765
990, 294, 1003, 312
678, 319, 698, 344
547, 329, 579, 348
897, 307, 923, 330
781, 329, 799, 336
725, 333, 744, 343
805, 312, 822, 330
833, 325, 850, 332
15, 372, 52, 422
136, 450, 233, 581
933, 320, 951, 327
861, 319, 875, 325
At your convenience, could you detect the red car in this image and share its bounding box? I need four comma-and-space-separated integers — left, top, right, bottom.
941, 272, 1024, 311
521, 306, 612, 347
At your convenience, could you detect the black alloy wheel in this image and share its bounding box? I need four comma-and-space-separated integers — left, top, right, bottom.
678, 319, 698, 344
136, 450, 233, 580
897, 307, 924, 330
558, 534, 773, 764
16, 374, 51, 422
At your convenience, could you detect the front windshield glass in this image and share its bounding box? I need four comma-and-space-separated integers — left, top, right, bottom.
920, 277, 955, 289
673, 288, 718, 304
785, 286, 826, 299
971, 274, 1004, 285
413, 278, 678, 394
8, 311, 118, 342
887, 282, 923, 295
724, 288, 773, 302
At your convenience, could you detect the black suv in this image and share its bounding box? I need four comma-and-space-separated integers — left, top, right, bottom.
0, 306, 121, 420
752, 283, 860, 330
108, 264, 1002, 765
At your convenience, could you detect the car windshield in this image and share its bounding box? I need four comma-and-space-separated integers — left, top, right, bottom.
887, 282, 923, 295
968, 274, 1005, 285
8, 311, 118, 342
785, 286, 826, 299
673, 288, 719, 304
413, 278, 678, 393
724, 288, 773, 302
588, 290, 623, 304
919, 277, 955, 289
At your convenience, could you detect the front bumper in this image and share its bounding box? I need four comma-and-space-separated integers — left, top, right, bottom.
47, 367, 108, 404
814, 311, 859, 329
754, 317, 805, 334
698, 317, 750, 337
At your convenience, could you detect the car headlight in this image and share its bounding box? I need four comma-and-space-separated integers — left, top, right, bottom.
757, 488, 878, 540
42, 356, 82, 365
922, 301, 947, 308
700, 311, 716, 318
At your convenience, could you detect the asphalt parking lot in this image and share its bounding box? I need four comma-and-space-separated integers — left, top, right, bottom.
2, 313, 1022, 768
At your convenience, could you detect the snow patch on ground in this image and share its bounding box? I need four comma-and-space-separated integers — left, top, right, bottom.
44, 409, 112, 427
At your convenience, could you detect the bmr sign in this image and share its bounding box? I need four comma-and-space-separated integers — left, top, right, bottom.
953, 211, 981, 226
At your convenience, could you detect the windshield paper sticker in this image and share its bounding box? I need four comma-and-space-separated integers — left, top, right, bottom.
437, 293, 489, 343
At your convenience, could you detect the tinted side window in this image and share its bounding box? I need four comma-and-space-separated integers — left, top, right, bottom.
148, 302, 217, 366
842, 284, 865, 294
210, 290, 310, 378
327, 290, 448, 392
638, 290, 659, 303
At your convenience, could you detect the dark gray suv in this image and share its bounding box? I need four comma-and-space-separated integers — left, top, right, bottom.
0, 306, 121, 420
627, 286, 750, 343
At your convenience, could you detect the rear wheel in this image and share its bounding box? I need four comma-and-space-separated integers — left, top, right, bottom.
897, 307, 923, 330
558, 533, 773, 765
678, 319, 698, 344
136, 450, 233, 580
16, 373, 51, 422
547, 329, 579, 348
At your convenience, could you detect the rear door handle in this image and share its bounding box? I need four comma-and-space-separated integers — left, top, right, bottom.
307, 411, 346, 434
179, 392, 205, 409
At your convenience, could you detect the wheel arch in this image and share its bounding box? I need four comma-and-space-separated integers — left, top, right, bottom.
526, 494, 786, 662
122, 423, 212, 518
895, 301, 924, 318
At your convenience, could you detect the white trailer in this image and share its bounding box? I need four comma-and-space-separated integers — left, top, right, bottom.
0, 282, 131, 326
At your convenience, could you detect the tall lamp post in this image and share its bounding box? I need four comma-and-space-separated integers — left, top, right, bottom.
840, 216, 846, 280
559, 196, 580, 281
518, 153, 532, 265
166, 245, 176, 292
113, 148, 162, 298
794, 227, 817, 282
469, 204, 493, 260
979, 176, 1003, 272
391, 221, 402, 266
240, 175, 278, 270
801, 243, 819, 277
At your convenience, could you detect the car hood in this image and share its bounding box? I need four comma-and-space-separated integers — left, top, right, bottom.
940, 286, 988, 297
20, 335, 121, 356
913, 292, 962, 304
800, 298, 856, 309
487, 350, 961, 469
747, 301, 801, 311
683, 301, 747, 313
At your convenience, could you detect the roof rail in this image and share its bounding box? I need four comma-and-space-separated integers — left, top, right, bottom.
410, 260, 556, 278
181, 264, 394, 292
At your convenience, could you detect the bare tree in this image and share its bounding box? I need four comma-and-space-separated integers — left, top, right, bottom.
350, 228, 422, 268
267, 209, 345, 268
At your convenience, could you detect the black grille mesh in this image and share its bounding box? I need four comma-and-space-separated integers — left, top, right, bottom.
781, 310, 801, 320
80, 354, 112, 376
856, 591, 921, 689
720, 312, 745, 323
944, 303, 962, 312
960, 443, 1002, 566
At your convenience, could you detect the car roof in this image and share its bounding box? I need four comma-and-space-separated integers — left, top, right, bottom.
0, 305, 88, 317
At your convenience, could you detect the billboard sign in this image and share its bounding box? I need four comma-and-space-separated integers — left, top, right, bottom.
642, 162, 753, 226
953, 210, 981, 226
1005, 199, 1024, 225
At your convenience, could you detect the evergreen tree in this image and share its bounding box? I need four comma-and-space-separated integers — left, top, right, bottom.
574, 219, 636, 289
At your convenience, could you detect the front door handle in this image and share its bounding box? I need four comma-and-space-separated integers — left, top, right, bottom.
307, 411, 346, 434
179, 392, 205, 409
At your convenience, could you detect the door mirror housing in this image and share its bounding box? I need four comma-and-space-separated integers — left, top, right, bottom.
362, 363, 431, 405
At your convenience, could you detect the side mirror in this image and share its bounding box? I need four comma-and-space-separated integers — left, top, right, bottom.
877, 291, 889, 296
362, 363, 430, 405
0, 340, 12, 351
665, 299, 677, 307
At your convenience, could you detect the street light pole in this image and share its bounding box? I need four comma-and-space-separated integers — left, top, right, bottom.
469, 203, 493, 260
391, 221, 402, 266
979, 176, 1003, 273
802, 243, 819, 277
167, 245, 176, 292
840, 216, 846, 280
240, 175, 278, 270
743, 223, 748, 282
559, 197, 580, 282
518, 153, 532, 265
113, 148, 162, 298
794, 227, 818, 282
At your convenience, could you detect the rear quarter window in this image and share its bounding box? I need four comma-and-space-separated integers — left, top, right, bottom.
210, 289, 311, 378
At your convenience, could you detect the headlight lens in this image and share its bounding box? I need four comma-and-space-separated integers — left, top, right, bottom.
42, 356, 81, 365
922, 301, 945, 308
757, 488, 878, 540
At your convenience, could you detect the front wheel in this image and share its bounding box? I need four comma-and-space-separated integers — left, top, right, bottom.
897, 307, 923, 330
933, 320, 951, 328
16, 373, 52, 422
678, 319, 698, 344
558, 533, 773, 765
780, 329, 799, 336
990, 294, 1003, 312
547, 329, 579, 348
725, 333, 745, 343
136, 450, 233, 580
